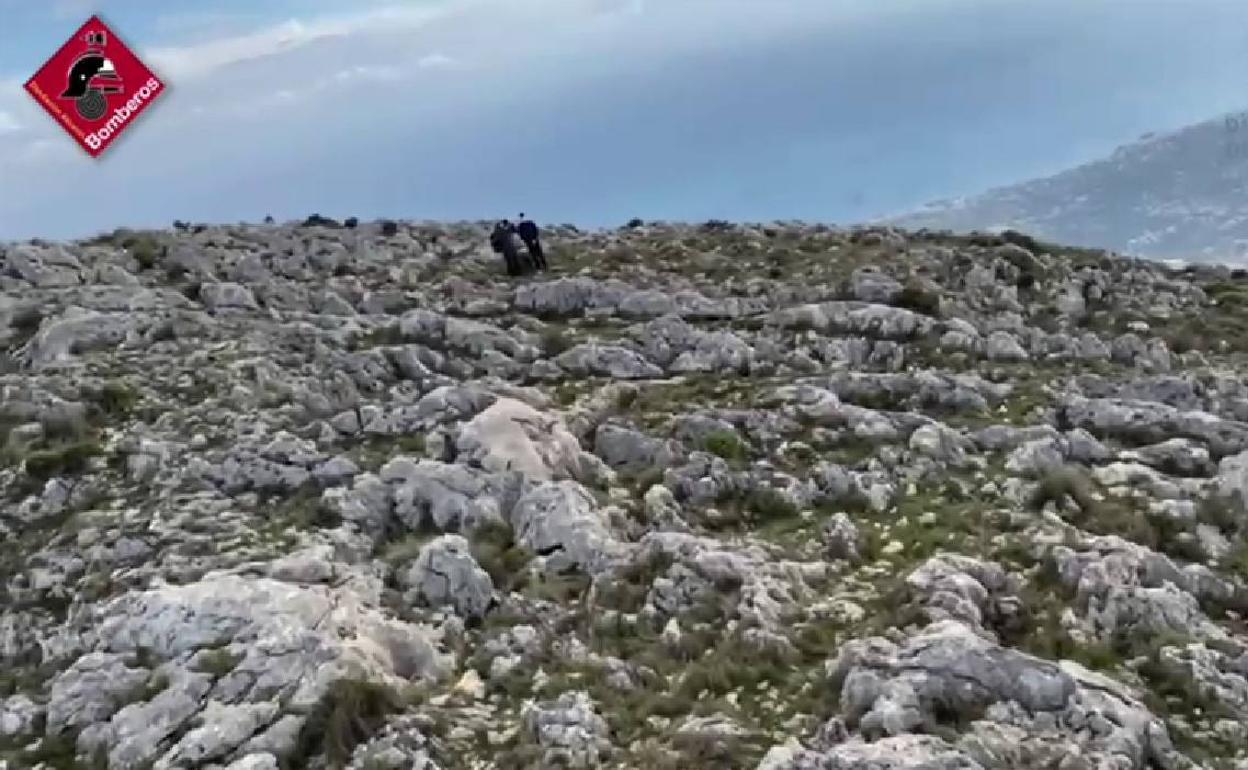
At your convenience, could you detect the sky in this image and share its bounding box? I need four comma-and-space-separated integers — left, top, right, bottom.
3, 0, 1248, 240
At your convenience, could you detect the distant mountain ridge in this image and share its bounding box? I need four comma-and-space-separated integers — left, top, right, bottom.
885, 112, 1248, 262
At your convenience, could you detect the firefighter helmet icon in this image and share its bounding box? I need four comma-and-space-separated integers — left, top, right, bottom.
59, 30, 122, 121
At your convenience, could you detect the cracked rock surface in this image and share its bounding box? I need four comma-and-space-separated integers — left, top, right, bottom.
3, 219, 1248, 768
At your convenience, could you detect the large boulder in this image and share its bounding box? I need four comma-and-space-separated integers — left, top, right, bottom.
509, 481, 625, 575
400, 535, 495, 619
456, 398, 608, 483
41, 572, 454, 767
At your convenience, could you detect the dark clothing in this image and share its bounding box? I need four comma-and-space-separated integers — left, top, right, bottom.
526, 238, 546, 270
516, 220, 546, 270
492, 224, 527, 276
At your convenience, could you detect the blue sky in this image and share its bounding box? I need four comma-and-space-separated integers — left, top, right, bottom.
3, 0, 1248, 240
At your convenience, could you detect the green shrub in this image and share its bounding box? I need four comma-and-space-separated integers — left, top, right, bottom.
1146, 512, 1208, 564
1197, 494, 1242, 535
380, 533, 434, 569
469, 521, 534, 593
745, 488, 799, 522
23, 440, 102, 482
125, 671, 171, 705
893, 281, 942, 316
295, 678, 405, 768
1163, 324, 1201, 355
17, 733, 97, 770
702, 430, 748, 462
7, 304, 43, 347
524, 571, 592, 604
998, 242, 1042, 275
594, 550, 675, 613
1000, 229, 1042, 254
394, 434, 426, 455
38, 410, 90, 442
674, 634, 792, 700
86, 381, 140, 420
194, 647, 242, 678
1028, 466, 1098, 515
540, 327, 575, 356
351, 324, 404, 350
117, 231, 165, 271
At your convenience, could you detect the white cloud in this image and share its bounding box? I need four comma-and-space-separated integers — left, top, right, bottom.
0, 111, 20, 135
417, 53, 458, 69
591, 0, 644, 15
333, 65, 403, 83
144, 4, 463, 81
6, 0, 1070, 239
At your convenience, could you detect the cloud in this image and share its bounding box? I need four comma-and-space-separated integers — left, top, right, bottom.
144, 4, 459, 81
224, 63, 414, 117
333, 64, 403, 83
591, 0, 644, 15
8, 0, 1248, 244
417, 53, 458, 69
0, 111, 19, 135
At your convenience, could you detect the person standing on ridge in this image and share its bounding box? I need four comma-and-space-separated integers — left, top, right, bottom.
492, 220, 528, 277
484, 219, 509, 275
508, 219, 535, 275
516, 213, 546, 272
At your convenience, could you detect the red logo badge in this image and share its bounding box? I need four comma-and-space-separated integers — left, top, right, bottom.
24, 15, 166, 159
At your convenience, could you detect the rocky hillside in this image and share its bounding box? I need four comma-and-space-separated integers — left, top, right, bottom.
4, 219, 1248, 770
887, 114, 1248, 262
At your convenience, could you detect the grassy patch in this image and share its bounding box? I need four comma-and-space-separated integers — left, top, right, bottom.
259, 484, 340, 539
380, 533, 437, 569
744, 488, 799, 522
522, 570, 592, 604
7, 305, 43, 349
892, 281, 942, 316
353, 433, 427, 470
125, 670, 171, 706
0, 664, 56, 700
706, 487, 801, 532
539, 326, 576, 356
350, 324, 404, 350
593, 550, 675, 613
701, 430, 749, 463
294, 678, 406, 769
22, 440, 103, 483
488, 627, 790, 767
8, 733, 106, 770
194, 647, 242, 678
84, 381, 140, 421
469, 521, 535, 594
673, 633, 793, 701
1028, 465, 1098, 515
822, 435, 882, 467
1130, 636, 1244, 764
114, 230, 166, 271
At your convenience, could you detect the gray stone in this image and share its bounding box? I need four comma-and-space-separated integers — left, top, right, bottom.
400, 535, 495, 619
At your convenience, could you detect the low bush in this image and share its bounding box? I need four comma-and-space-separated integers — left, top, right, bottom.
295, 678, 405, 768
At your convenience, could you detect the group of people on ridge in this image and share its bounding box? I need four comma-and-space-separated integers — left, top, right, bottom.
490, 214, 546, 276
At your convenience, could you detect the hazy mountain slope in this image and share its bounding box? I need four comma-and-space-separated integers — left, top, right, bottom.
888, 113, 1248, 261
